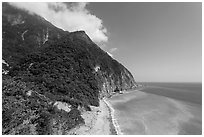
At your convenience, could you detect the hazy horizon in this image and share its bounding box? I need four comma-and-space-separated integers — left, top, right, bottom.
88, 2, 202, 83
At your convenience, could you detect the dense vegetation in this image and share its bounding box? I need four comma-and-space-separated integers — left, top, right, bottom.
9, 36, 100, 106
2, 2, 66, 67
2, 3, 136, 135
2, 76, 84, 134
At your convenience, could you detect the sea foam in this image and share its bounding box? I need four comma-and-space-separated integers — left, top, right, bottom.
103, 99, 123, 135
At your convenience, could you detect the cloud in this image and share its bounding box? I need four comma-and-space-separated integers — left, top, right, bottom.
8, 2, 108, 44
110, 48, 118, 53
106, 47, 118, 57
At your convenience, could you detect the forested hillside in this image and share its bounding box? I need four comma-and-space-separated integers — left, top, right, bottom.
2, 3, 137, 134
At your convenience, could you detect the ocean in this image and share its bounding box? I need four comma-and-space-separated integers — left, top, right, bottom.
108, 83, 202, 135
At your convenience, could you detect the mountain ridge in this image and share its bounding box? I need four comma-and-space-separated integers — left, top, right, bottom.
2, 2, 137, 135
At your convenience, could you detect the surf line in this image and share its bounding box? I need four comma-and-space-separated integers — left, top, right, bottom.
103, 98, 123, 135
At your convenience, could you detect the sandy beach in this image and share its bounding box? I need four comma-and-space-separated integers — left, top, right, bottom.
67, 99, 116, 135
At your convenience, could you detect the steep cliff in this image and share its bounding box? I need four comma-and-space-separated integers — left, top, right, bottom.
2, 3, 137, 135
66, 31, 137, 98
3, 3, 137, 98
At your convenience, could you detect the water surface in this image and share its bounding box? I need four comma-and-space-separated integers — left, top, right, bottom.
109, 83, 202, 135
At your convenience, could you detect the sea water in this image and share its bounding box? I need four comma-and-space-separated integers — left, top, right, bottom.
108, 83, 202, 135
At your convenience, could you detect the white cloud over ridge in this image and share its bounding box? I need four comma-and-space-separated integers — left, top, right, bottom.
110, 47, 117, 53
9, 2, 108, 44
106, 47, 118, 57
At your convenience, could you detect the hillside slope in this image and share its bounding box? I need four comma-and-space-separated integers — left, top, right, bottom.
2, 3, 137, 135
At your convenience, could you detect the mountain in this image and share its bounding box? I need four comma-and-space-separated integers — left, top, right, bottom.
2, 3, 137, 135
2, 3, 67, 67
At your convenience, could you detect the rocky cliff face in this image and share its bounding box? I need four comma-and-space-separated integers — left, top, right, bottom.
66, 31, 137, 98
96, 65, 136, 98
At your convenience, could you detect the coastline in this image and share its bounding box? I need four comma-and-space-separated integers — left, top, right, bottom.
66, 99, 118, 135
103, 98, 123, 135
104, 88, 146, 135
66, 89, 137, 135
68, 85, 202, 135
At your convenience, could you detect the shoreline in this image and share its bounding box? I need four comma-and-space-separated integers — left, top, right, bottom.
110, 86, 144, 98
103, 88, 141, 135
66, 99, 117, 135
66, 89, 138, 135
103, 98, 123, 135
103, 99, 118, 135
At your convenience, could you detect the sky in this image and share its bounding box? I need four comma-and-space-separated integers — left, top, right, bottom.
9, 2, 202, 83
87, 2, 202, 82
